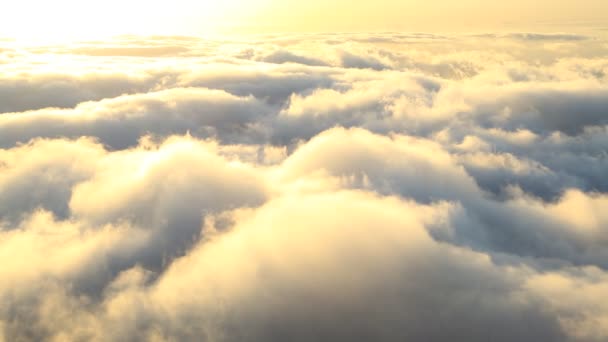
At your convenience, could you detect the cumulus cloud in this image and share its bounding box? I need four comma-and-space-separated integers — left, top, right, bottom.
1, 32, 608, 341
0, 88, 272, 149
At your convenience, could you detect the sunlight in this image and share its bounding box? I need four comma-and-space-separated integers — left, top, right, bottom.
0, 0, 250, 42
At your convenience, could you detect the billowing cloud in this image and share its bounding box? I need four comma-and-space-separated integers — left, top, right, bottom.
0, 88, 272, 149
1, 32, 608, 341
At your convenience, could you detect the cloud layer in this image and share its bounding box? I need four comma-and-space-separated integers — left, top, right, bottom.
1, 32, 608, 341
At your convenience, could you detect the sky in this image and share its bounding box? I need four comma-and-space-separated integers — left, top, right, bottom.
1, 2, 608, 342
1, 0, 607, 39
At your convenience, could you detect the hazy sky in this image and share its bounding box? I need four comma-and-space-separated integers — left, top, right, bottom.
2, 0, 607, 39
249, 0, 608, 32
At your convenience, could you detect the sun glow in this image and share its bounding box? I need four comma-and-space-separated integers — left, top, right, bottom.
0, 0, 253, 42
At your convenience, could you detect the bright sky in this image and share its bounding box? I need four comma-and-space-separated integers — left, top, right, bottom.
1, 0, 607, 40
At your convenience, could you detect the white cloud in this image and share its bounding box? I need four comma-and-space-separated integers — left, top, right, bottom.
1, 32, 608, 341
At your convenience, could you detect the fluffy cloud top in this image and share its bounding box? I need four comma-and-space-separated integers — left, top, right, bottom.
1, 32, 608, 341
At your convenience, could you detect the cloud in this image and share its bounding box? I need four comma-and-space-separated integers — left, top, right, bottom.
0, 73, 160, 113
69, 46, 191, 57
278, 128, 478, 202
0, 137, 104, 223
340, 51, 389, 70
259, 50, 329, 66
180, 62, 338, 105
1, 32, 608, 341
0, 192, 568, 341
508, 33, 589, 41
139, 192, 565, 342
0, 88, 272, 149
69, 135, 268, 271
